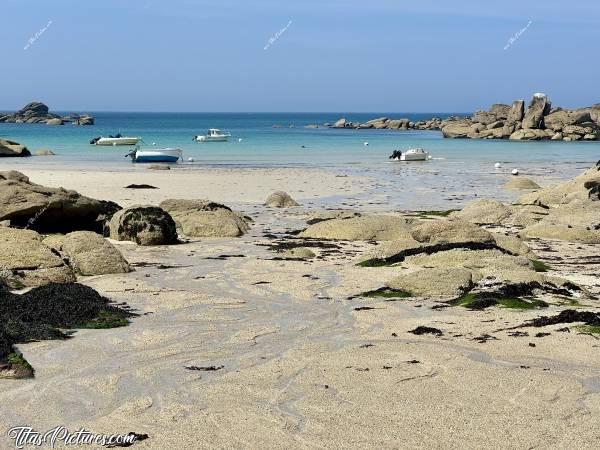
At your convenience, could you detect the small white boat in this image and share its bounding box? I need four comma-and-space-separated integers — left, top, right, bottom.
389, 148, 430, 161
127, 147, 182, 163
90, 134, 141, 146
193, 129, 231, 142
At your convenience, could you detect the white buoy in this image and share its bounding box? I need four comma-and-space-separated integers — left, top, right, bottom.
495, 162, 501, 169
427, 155, 433, 160
238, 138, 243, 142
152, 142, 157, 146
187, 157, 194, 162
511, 169, 519, 175
363, 142, 369, 146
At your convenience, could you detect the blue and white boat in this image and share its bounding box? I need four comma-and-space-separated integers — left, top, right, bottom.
127, 147, 182, 163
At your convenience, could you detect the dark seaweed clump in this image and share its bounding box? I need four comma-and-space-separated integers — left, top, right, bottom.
0, 283, 137, 378
118, 207, 178, 245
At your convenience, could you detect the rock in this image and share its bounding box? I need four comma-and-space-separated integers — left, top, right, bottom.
519, 165, 600, 206
504, 205, 549, 227
300, 215, 413, 241
450, 199, 513, 225
108, 206, 178, 245
441, 119, 473, 138
522, 93, 551, 129
504, 177, 541, 190
0, 139, 31, 157
46, 118, 63, 126
486, 120, 504, 130
0, 171, 121, 233
76, 115, 95, 126
387, 267, 474, 298
411, 219, 495, 245
0, 227, 75, 288
509, 129, 549, 141
34, 149, 55, 156
333, 118, 347, 128
264, 191, 300, 208
472, 111, 499, 125
404, 249, 533, 281
43, 231, 131, 276
279, 247, 316, 260
159, 199, 250, 238
490, 104, 511, 119
492, 233, 531, 256
506, 100, 525, 127
18, 102, 49, 116
524, 223, 600, 244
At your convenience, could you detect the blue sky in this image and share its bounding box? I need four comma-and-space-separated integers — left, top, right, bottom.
2, 0, 599, 112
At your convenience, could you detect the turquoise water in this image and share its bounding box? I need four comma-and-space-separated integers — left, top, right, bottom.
1, 112, 598, 208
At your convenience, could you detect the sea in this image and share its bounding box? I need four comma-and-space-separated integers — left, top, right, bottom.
1, 112, 598, 209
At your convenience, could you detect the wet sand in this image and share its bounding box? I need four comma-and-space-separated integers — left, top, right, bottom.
1, 167, 599, 449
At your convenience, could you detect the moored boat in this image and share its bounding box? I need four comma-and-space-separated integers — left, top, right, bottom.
127, 147, 182, 163
90, 134, 141, 146
193, 129, 231, 142
389, 148, 431, 161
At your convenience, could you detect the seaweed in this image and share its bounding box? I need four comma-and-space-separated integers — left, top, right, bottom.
409, 326, 443, 336
0, 283, 137, 378
451, 293, 548, 310
359, 287, 412, 299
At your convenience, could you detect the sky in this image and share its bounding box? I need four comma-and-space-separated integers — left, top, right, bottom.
1, 0, 599, 112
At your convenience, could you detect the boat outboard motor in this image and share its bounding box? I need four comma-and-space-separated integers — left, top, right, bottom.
389, 150, 402, 160
90, 137, 100, 145
125, 149, 137, 162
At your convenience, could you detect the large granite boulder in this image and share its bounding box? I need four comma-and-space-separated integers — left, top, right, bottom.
522, 94, 551, 129
43, 231, 131, 276
264, 191, 300, 208
108, 206, 178, 245
300, 215, 413, 241
450, 199, 513, 225
509, 129, 551, 140
441, 119, 473, 138
504, 177, 541, 190
0, 139, 31, 157
159, 199, 250, 238
411, 219, 495, 245
519, 165, 600, 205
0, 171, 120, 233
333, 118, 347, 128
506, 100, 525, 127
0, 227, 75, 288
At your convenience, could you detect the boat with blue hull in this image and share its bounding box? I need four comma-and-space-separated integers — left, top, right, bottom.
127, 147, 182, 163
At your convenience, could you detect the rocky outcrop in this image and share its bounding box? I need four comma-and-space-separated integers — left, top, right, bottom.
442, 95, 599, 142
0, 227, 75, 289
159, 199, 250, 238
43, 231, 132, 276
264, 191, 300, 208
387, 267, 474, 298
0, 139, 31, 157
108, 206, 178, 245
330, 116, 444, 132
0, 171, 120, 233
0, 102, 94, 126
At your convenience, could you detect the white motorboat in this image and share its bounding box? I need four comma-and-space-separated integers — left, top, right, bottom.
389, 148, 431, 161
90, 134, 141, 146
193, 129, 231, 142
127, 147, 182, 163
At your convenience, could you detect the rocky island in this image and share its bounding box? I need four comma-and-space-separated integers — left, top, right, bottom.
0, 101, 94, 126
330, 93, 600, 141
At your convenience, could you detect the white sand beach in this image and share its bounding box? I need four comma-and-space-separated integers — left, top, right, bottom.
1, 165, 599, 449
